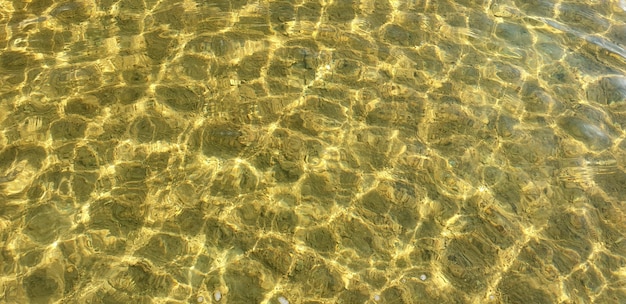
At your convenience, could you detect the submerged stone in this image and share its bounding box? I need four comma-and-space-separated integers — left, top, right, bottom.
557, 116, 612, 151
587, 76, 626, 105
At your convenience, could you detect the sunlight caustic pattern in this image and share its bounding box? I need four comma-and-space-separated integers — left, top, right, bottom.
0, 0, 625, 303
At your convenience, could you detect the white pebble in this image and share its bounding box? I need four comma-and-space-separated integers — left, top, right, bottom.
419, 274, 427, 281
374, 294, 381, 301
197, 296, 204, 303
277, 296, 289, 304
214, 291, 222, 302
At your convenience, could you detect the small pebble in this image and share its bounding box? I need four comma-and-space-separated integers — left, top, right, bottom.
374, 294, 381, 301
419, 274, 427, 281
277, 296, 289, 304
214, 291, 222, 302
197, 296, 204, 303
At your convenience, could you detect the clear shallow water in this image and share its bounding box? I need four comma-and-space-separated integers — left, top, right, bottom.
0, 0, 625, 303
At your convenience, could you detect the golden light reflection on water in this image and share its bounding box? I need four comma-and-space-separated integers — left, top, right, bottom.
1, 0, 626, 303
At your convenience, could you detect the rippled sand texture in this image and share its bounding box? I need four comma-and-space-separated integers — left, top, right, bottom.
1, 0, 626, 303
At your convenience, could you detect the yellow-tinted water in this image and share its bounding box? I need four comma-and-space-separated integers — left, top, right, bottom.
1, 0, 626, 303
